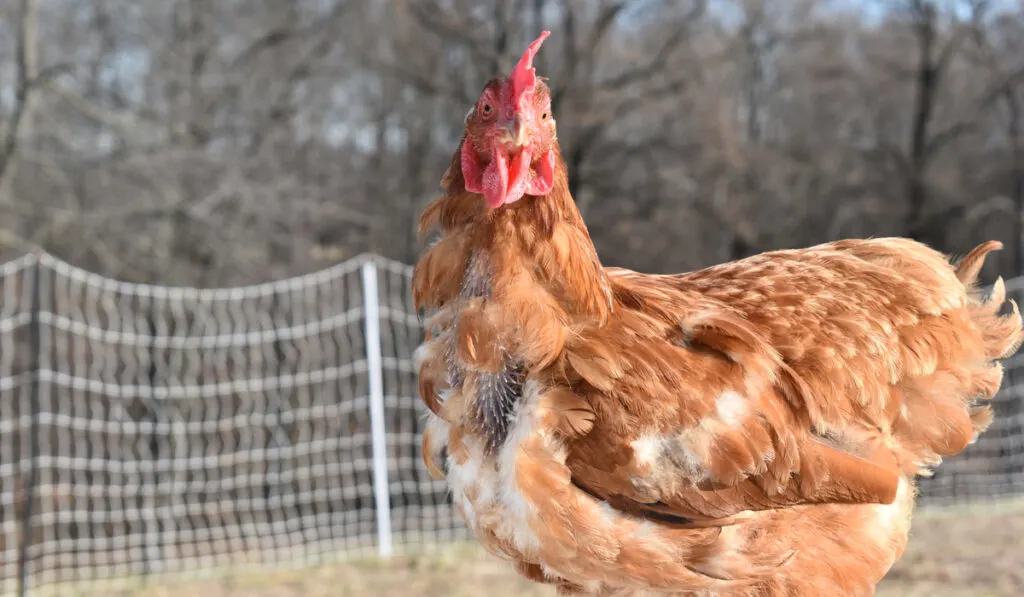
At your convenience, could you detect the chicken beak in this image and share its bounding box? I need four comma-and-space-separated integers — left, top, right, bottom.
512, 114, 527, 147
500, 114, 528, 149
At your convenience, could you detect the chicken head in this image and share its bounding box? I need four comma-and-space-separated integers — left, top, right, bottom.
460, 31, 558, 209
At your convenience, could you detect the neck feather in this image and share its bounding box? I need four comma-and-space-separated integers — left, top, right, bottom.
413, 140, 612, 325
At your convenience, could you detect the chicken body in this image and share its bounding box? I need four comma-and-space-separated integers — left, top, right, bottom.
413, 33, 1024, 597
414, 163, 1022, 597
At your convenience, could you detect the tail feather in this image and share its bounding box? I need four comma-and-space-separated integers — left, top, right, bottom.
955, 240, 1003, 286
958, 242, 1024, 444
953, 242, 1024, 363
969, 275, 1024, 361
894, 241, 1023, 472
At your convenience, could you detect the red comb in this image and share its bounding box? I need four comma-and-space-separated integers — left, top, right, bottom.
511, 31, 550, 109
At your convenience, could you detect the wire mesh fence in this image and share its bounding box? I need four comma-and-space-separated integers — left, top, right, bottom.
0, 251, 1022, 596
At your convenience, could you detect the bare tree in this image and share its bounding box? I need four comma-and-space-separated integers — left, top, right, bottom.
0, 0, 1023, 280
0, 0, 38, 194
967, 3, 1024, 271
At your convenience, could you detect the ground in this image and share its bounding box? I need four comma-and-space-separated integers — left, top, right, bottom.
56, 504, 1024, 597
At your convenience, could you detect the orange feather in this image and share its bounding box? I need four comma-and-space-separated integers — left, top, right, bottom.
413, 37, 1024, 597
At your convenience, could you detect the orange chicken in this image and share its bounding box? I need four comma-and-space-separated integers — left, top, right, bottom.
412, 31, 1024, 596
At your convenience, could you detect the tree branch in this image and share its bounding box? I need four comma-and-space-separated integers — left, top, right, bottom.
0, 0, 40, 198
594, 2, 705, 90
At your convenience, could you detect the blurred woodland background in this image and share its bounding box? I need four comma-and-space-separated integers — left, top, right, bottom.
1, 0, 1023, 284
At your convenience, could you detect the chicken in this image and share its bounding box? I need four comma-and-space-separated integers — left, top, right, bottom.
412, 31, 1024, 597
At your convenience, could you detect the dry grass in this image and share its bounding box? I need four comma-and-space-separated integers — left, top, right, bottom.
53, 504, 1024, 597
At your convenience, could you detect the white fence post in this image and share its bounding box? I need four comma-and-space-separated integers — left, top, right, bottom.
361, 258, 393, 558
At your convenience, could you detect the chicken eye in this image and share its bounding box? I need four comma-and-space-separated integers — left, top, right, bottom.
481, 102, 493, 115
541, 112, 549, 120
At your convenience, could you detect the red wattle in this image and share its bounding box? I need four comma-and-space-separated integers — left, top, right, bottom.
482, 151, 509, 209
460, 141, 556, 208
461, 141, 485, 194
529, 149, 556, 196
504, 148, 532, 205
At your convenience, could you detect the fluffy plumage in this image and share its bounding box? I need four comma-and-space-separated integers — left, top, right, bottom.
413, 32, 1024, 597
